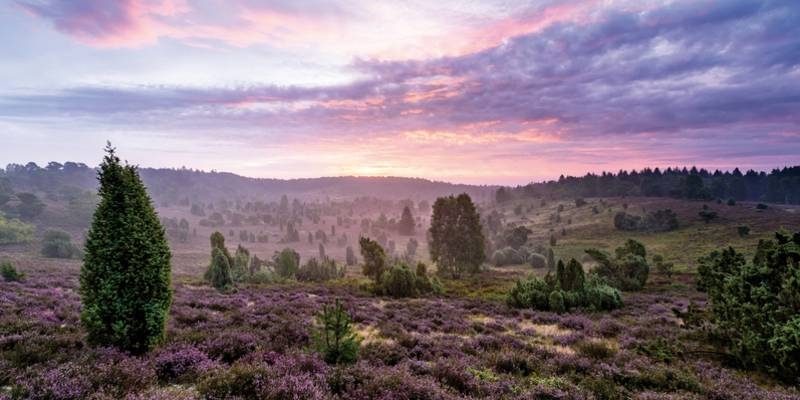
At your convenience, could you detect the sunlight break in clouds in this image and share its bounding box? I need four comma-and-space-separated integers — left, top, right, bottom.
2, 0, 799, 184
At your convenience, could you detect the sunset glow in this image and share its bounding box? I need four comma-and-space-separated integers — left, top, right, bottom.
2, 0, 799, 184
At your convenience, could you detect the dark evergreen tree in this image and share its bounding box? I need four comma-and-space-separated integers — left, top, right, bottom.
698, 231, 800, 383
398, 206, 415, 235
206, 247, 234, 292
359, 236, 387, 283
546, 248, 556, 271
80, 144, 172, 354
345, 245, 357, 266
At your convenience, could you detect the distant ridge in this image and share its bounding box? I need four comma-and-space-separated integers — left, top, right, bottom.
1, 162, 497, 203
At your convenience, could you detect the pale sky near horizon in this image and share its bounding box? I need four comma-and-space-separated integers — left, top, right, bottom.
1, 0, 799, 185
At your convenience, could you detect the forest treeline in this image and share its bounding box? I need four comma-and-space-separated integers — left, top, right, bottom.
0, 161, 494, 204
496, 166, 800, 204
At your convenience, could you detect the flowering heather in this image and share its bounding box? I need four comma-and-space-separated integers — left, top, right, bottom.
1, 262, 799, 399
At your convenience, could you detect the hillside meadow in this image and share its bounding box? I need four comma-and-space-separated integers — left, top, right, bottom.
2, 194, 799, 399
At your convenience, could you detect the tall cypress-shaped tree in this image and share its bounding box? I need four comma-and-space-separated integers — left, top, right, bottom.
398, 206, 415, 235
80, 144, 172, 354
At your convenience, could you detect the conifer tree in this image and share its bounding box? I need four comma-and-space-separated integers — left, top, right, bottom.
359, 236, 387, 283
80, 144, 172, 354
428, 193, 486, 278
398, 206, 415, 235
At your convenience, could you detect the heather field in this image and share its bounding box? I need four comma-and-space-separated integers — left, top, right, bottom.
2, 196, 799, 400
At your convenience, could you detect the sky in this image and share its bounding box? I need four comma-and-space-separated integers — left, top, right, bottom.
1, 0, 799, 185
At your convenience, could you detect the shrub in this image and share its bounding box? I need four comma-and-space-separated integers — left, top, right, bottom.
1, 261, 24, 282
583, 276, 623, 311
345, 246, 357, 266
273, 248, 300, 278
652, 254, 674, 278
529, 253, 547, 269
548, 290, 566, 313
380, 263, 417, 297
231, 245, 250, 282
206, 247, 235, 292
80, 144, 172, 354
0, 214, 34, 244
614, 209, 678, 232
727, 198, 736, 206
698, 209, 718, 223
575, 198, 587, 207
492, 246, 525, 266
697, 231, 800, 383
359, 236, 387, 283
586, 239, 650, 291
40, 229, 82, 259
506, 276, 551, 310
312, 299, 360, 364
414, 262, 443, 295
197, 362, 264, 399
508, 259, 622, 312
297, 257, 344, 282
575, 339, 616, 360
558, 258, 585, 291
756, 203, 768, 210
737, 225, 750, 237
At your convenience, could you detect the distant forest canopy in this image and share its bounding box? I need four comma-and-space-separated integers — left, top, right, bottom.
496, 166, 800, 205
0, 161, 495, 204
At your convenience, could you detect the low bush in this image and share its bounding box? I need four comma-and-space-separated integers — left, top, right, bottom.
1, 260, 24, 282
529, 253, 546, 269
507, 259, 623, 312
40, 229, 82, 259
379, 262, 442, 297
585, 239, 650, 291
492, 246, 526, 266
273, 248, 300, 278
0, 214, 34, 244
736, 225, 750, 237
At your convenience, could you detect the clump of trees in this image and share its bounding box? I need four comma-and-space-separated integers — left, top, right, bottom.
297, 257, 345, 282
312, 299, 360, 365
493, 166, 800, 205
491, 247, 527, 266
360, 236, 441, 297
273, 248, 301, 279
40, 229, 82, 259
585, 239, 650, 291
614, 209, 678, 232
162, 217, 190, 243
80, 145, 172, 354
697, 231, 800, 383
378, 262, 442, 297
428, 193, 486, 278
506, 258, 622, 312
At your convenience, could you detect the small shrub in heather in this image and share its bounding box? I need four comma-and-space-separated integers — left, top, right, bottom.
312, 299, 360, 364
153, 344, 219, 383
1, 261, 24, 282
